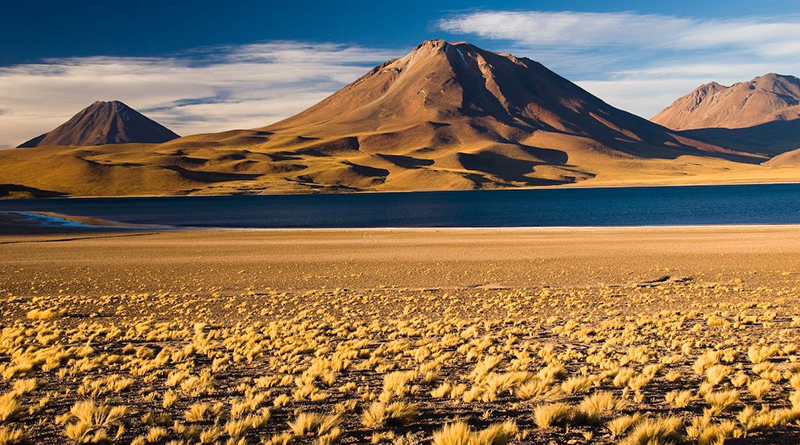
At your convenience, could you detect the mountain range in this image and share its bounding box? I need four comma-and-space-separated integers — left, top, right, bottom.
652, 73, 800, 130
652, 73, 800, 158
2, 40, 800, 198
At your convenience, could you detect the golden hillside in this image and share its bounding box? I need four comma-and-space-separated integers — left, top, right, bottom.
3, 41, 798, 198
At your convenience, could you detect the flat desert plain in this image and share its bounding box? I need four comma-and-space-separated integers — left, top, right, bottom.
3, 226, 800, 445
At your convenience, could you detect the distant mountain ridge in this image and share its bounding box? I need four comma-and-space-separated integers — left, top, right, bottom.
653, 74, 800, 157
652, 73, 800, 130
18, 101, 179, 147
0, 41, 791, 198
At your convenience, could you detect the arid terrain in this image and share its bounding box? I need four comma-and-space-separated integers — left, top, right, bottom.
3, 226, 800, 444
6, 41, 800, 199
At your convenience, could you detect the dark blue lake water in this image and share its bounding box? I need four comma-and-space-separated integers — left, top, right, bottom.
1, 184, 800, 228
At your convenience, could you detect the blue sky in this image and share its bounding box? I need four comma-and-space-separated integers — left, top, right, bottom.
2, 0, 800, 147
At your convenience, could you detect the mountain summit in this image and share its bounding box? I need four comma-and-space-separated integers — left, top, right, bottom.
18, 101, 179, 147
652, 74, 800, 130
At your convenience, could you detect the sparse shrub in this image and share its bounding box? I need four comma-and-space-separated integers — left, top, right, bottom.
748, 345, 777, 364
383, 371, 417, 398
61, 400, 128, 444
0, 427, 27, 445
12, 379, 36, 396
696, 420, 739, 445
618, 416, 683, 445
288, 412, 341, 436
533, 402, 574, 428
607, 413, 643, 437
705, 390, 739, 416
705, 364, 731, 386
163, 390, 178, 409
264, 432, 293, 445
577, 391, 627, 423
613, 368, 635, 387
146, 426, 168, 443
515, 378, 560, 402
472, 420, 518, 445
26, 308, 66, 319
184, 403, 211, 422
0, 393, 20, 421
431, 421, 471, 445
665, 390, 693, 408
748, 379, 772, 401
361, 401, 418, 429
561, 376, 593, 394
694, 351, 721, 374
431, 382, 452, 398
431, 420, 517, 445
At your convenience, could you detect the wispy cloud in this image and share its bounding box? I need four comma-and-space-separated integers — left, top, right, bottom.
0, 42, 397, 148
439, 11, 800, 117
5, 13, 800, 149
440, 11, 695, 48
439, 11, 800, 52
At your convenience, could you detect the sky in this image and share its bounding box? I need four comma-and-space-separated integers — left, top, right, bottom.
2, 0, 800, 148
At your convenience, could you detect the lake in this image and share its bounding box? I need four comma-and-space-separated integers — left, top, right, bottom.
1, 183, 800, 228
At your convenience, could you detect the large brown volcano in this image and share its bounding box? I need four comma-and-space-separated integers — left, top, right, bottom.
256, 39, 747, 166
157, 39, 755, 192
18, 100, 179, 148
0, 41, 787, 197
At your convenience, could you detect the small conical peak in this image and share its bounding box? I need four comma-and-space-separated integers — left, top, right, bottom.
17, 100, 178, 147
83, 101, 135, 122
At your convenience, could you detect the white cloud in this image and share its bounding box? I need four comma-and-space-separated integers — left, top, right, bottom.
440, 11, 697, 49
439, 11, 800, 53
5, 13, 800, 149
439, 10, 800, 118
0, 42, 397, 148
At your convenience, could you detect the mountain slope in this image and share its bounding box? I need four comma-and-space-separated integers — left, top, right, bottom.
18, 101, 179, 147
0, 40, 789, 197
260, 40, 743, 162
652, 74, 800, 130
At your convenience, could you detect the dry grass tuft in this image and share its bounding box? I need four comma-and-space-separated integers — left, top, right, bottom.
431, 420, 517, 445
533, 402, 574, 429
361, 401, 418, 429
617, 416, 683, 445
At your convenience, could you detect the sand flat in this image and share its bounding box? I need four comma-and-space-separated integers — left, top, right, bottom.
3, 225, 800, 297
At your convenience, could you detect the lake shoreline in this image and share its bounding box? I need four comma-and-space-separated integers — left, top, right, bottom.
2, 177, 800, 200
2, 182, 800, 228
